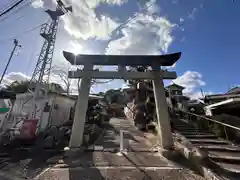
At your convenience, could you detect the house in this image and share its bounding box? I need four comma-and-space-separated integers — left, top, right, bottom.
227, 86, 240, 95
165, 83, 190, 110
187, 99, 205, 114
204, 86, 240, 117
165, 83, 185, 96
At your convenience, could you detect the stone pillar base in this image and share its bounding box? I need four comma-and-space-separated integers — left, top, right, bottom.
158, 148, 179, 160
63, 147, 86, 158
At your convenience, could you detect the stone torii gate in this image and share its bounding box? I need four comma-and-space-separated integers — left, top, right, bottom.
63, 51, 181, 150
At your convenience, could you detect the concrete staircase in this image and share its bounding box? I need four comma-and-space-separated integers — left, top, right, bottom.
173, 119, 240, 179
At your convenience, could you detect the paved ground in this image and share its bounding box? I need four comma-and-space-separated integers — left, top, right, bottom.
0, 144, 64, 179
36, 167, 205, 180
34, 118, 205, 180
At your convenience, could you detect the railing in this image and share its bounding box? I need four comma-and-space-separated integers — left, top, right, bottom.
174, 109, 240, 142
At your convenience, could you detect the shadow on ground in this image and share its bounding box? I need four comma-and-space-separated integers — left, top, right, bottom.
61, 121, 158, 180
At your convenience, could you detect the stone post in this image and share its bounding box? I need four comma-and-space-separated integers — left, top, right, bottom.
69, 63, 93, 148
151, 65, 173, 150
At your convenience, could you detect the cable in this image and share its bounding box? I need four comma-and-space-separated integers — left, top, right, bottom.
25, 23, 46, 80
0, 0, 26, 18
0, 21, 46, 44
110, 1, 153, 36
0, 0, 38, 23
0, 0, 20, 12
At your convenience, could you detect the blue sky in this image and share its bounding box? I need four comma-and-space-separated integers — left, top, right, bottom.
0, 0, 239, 99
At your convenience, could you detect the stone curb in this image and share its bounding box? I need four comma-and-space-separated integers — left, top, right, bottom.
173, 132, 223, 180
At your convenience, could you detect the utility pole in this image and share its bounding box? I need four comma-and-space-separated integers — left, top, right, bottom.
0, 39, 21, 84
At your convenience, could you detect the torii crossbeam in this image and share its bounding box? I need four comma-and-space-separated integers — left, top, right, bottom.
63, 51, 181, 151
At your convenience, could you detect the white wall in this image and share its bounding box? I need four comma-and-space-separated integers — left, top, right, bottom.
50, 95, 75, 126
1, 93, 75, 133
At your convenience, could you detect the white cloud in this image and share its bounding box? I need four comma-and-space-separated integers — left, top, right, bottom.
62, 0, 122, 40
1, 72, 31, 86
188, 7, 198, 20
180, 18, 184, 23
106, 13, 175, 55
31, 0, 44, 8
66, 40, 93, 55
29, 0, 177, 93
180, 36, 186, 42
187, 91, 214, 100
32, 0, 125, 40
172, 0, 178, 4
165, 62, 176, 69
173, 71, 206, 99
87, 0, 127, 8
62, 13, 119, 40
91, 79, 125, 93
145, 0, 160, 14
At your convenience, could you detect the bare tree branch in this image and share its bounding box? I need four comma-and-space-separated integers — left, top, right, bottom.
50, 65, 72, 95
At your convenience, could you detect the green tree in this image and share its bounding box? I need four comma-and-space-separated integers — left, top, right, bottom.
6, 80, 29, 94
5, 80, 65, 94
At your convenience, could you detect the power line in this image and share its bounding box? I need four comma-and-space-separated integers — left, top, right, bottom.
0, 0, 26, 18
111, 1, 153, 36
0, 0, 20, 12
0, 0, 38, 23
0, 21, 46, 44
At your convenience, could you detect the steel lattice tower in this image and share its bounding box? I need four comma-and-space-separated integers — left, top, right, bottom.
29, 0, 72, 118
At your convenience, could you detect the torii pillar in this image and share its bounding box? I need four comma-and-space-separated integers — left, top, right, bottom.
63, 51, 181, 150
69, 63, 93, 148
152, 65, 173, 149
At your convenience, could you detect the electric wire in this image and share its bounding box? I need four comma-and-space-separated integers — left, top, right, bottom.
0, 0, 20, 13
0, 0, 38, 23
25, 23, 46, 80
0, 21, 47, 44
0, 0, 26, 18
110, 1, 153, 37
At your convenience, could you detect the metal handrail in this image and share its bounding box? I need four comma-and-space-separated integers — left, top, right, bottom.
177, 109, 240, 132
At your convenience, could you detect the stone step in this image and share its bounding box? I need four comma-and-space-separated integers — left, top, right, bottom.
174, 125, 193, 127
189, 138, 229, 145
213, 161, 240, 174
64, 151, 171, 168
209, 151, 240, 163
180, 132, 212, 135
197, 145, 240, 152
180, 132, 211, 136
173, 125, 191, 128
176, 128, 207, 131
178, 129, 203, 132
184, 134, 218, 139
0, 153, 9, 158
